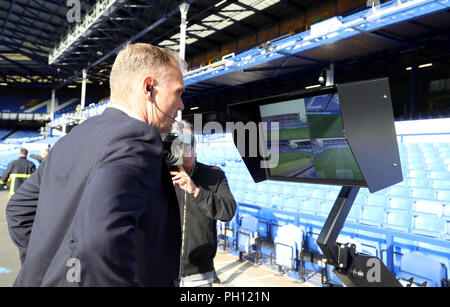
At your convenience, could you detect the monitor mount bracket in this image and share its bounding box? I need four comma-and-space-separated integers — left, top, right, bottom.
316, 186, 402, 287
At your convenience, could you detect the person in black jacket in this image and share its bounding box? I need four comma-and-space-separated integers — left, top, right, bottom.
170, 121, 236, 287
6, 43, 185, 287
1, 148, 36, 196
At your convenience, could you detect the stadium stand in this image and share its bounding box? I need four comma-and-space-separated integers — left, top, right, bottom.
193, 131, 450, 287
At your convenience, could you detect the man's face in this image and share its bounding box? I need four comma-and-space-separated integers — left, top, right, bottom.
151, 63, 185, 133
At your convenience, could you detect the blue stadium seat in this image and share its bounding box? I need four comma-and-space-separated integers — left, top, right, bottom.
366, 194, 387, 207
237, 215, 259, 255
412, 214, 445, 238
299, 199, 321, 215
232, 190, 245, 203
317, 201, 334, 218
268, 183, 281, 195
311, 189, 328, 200
346, 205, 362, 224
281, 184, 296, 196
242, 191, 257, 205
285, 198, 301, 212
269, 195, 286, 209
359, 207, 385, 227
384, 210, 411, 233
397, 252, 447, 287
407, 163, 425, 171
388, 197, 412, 211
274, 225, 303, 271
408, 178, 429, 189
411, 188, 435, 200
353, 193, 367, 206
296, 187, 312, 199
388, 186, 411, 197
431, 180, 450, 190
426, 162, 445, 171
255, 192, 270, 208
428, 171, 449, 180
407, 170, 427, 179
413, 200, 444, 217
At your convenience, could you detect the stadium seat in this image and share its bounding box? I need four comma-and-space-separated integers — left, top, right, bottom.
412, 214, 445, 239
274, 225, 303, 271
242, 190, 257, 205
366, 194, 387, 207
407, 162, 425, 171
353, 193, 366, 206
255, 192, 270, 208
299, 199, 321, 215
431, 180, 450, 190
426, 162, 445, 171
407, 170, 427, 179
237, 215, 260, 259
269, 195, 286, 209
285, 198, 301, 212
295, 187, 312, 199
413, 200, 444, 217
408, 178, 429, 189
397, 252, 447, 287
388, 197, 412, 211
388, 186, 411, 197
429, 171, 450, 180
317, 201, 334, 219
384, 209, 411, 233
359, 207, 385, 227
411, 188, 435, 200
311, 189, 328, 200
346, 205, 362, 224
281, 184, 296, 196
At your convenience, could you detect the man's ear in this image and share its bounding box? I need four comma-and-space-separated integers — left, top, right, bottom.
143, 76, 153, 99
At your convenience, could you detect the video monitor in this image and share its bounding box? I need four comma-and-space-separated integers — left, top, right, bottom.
259, 93, 364, 184
228, 78, 403, 192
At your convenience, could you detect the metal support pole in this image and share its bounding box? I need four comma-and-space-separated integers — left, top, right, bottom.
317, 186, 360, 265
179, 2, 190, 61
80, 68, 87, 110
50, 89, 56, 120
410, 54, 417, 116
326, 63, 335, 86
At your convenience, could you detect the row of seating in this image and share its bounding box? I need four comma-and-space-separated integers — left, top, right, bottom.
200, 138, 449, 286
228, 209, 449, 287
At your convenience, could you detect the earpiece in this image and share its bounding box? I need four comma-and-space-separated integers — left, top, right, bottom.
147, 83, 154, 93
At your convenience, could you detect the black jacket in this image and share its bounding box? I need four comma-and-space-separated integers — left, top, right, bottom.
1, 157, 36, 193
6, 108, 181, 287
175, 162, 236, 277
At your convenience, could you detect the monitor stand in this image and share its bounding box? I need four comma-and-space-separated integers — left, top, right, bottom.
316, 186, 402, 287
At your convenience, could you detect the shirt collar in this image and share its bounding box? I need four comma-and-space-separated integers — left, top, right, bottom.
189, 160, 198, 177
107, 103, 143, 122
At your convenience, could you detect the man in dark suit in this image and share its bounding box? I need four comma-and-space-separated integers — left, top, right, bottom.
6, 43, 185, 286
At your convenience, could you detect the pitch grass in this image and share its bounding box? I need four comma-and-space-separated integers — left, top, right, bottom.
269, 151, 312, 176
313, 147, 364, 181
266, 127, 310, 141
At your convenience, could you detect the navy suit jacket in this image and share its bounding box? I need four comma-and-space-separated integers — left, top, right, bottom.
6, 108, 181, 287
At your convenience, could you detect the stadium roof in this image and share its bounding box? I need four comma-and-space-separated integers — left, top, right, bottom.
0, 0, 321, 89
181, 0, 450, 113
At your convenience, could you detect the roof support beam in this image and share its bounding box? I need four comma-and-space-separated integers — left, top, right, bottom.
0, 0, 16, 39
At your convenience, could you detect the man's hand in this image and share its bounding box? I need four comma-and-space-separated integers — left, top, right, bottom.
170, 166, 200, 197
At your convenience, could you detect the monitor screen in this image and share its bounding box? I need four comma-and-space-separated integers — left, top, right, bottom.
259, 93, 364, 182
